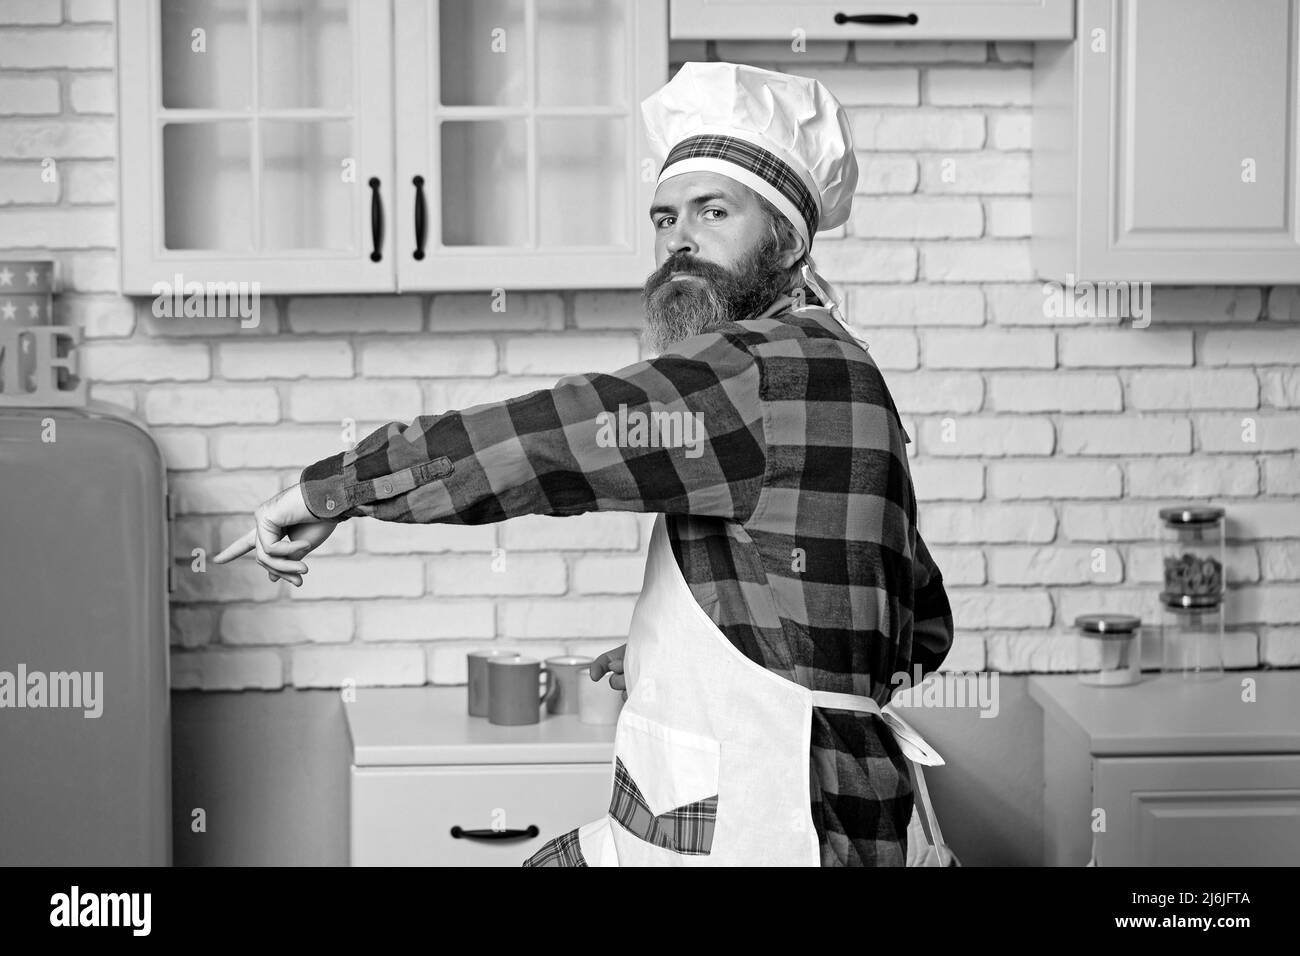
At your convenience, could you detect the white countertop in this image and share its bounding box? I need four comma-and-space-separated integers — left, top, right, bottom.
1028, 670, 1300, 755
344, 685, 617, 767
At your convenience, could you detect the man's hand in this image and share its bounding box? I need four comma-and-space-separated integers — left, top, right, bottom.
591, 644, 627, 700
212, 483, 338, 587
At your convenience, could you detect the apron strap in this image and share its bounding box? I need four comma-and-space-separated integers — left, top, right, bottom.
809, 691, 946, 768
809, 689, 882, 714
909, 761, 954, 865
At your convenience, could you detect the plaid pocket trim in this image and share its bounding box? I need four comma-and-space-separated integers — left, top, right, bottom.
522, 827, 588, 867
608, 756, 719, 856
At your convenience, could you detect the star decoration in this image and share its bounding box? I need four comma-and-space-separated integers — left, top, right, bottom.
28, 301, 41, 319
25, 268, 40, 286
1, 300, 15, 320
0, 268, 13, 286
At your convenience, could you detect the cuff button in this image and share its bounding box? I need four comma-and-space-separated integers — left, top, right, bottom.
325, 498, 336, 511
381, 480, 393, 495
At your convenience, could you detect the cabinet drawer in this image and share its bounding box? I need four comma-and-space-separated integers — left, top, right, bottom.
1094, 754, 1300, 866
670, 0, 1075, 40
351, 763, 612, 866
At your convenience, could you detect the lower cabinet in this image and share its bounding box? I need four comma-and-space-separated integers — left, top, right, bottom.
351, 763, 613, 866
1093, 755, 1300, 866
1031, 673, 1300, 867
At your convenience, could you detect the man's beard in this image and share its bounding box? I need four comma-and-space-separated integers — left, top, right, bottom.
641, 232, 795, 353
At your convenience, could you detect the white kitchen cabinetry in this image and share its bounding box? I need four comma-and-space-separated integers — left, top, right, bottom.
1029, 672, 1300, 866
669, 0, 1074, 40
118, 0, 397, 294
118, 0, 667, 294
1093, 754, 1300, 865
1033, 0, 1300, 284
393, 0, 664, 291
346, 687, 616, 866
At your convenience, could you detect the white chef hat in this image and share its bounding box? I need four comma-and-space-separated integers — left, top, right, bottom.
641, 61, 867, 347
640, 61, 858, 255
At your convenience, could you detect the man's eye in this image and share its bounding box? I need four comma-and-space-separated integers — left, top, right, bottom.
703, 208, 725, 220
656, 217, 675, 229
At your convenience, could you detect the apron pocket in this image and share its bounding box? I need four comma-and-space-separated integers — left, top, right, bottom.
610, 710, 720, 856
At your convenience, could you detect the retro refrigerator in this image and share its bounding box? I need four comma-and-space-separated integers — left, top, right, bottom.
0, 401, 171, 865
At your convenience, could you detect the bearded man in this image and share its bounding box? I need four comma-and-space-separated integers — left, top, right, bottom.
216, 62, 954, 867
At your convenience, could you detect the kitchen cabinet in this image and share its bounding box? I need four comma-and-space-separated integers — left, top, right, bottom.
117, 0, 666, 294
118, 0, 398, 294
393, 0, 665, 291
669, 0, 1074, 40
1032, 0, 1300, 284
1029, 672, 1300, 866
345, 686, 615, 866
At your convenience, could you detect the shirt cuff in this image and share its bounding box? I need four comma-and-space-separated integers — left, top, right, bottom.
300, 452, 353, 521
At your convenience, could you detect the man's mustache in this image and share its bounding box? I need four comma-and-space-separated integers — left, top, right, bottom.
651, 255, 730, 286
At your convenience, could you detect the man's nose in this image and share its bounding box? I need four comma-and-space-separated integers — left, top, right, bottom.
664, 222, 697, 258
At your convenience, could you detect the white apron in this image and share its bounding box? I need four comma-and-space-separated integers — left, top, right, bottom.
574, 513, 944, 866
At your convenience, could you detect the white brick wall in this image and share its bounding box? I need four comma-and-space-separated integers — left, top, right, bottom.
4, 27, 1297, 690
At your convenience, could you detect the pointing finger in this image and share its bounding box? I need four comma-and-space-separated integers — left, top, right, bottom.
213, 529, 257, 564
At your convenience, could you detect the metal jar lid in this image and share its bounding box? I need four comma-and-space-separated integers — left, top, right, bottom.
1160, 591, 1222, 610
1159, 505, 1225, 527
1074, 613, 1141, 637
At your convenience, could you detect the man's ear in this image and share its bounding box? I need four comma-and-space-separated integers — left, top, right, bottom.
778, 232, 807, 270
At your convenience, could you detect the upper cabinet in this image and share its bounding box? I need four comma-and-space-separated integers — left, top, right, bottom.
1033, 0, 1300, 284
117, 0, 667, 294
669, 0, 1075, 40
393, 0, 665, 291
118, 0, 397, 294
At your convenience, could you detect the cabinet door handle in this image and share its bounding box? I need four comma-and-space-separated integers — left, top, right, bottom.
833, 12, 919, 26
449, 825, 540, 841
369, 176, 383, 263
413, 175, 427, 261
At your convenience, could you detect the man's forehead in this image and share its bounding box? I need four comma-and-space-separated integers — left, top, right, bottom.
651, 171, 752, 208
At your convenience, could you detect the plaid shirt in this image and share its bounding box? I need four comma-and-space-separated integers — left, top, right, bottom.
300, 303, 954, 867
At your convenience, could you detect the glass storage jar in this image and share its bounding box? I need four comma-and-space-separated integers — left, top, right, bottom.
1159, 505, 1225, 607
1158, 505, 1226, 679
1160, 594, 1225, 678
1075, 614, 1143, 686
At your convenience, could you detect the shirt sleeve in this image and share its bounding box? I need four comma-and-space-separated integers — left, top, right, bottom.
909, 529, 954, 676
298, 330, 766, 525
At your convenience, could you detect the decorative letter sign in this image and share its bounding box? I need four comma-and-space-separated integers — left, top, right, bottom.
0, 260, 86, 407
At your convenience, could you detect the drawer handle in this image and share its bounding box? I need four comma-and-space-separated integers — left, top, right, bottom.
833, 12, 919, 26
450, 824, 540, 841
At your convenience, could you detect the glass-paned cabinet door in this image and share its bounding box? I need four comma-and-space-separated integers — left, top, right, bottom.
394, 0, 667, 290
118, 0, 396, 293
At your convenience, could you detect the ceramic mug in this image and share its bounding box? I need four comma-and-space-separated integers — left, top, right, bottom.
467, 649, 520, 717
543, 655, 594, 715
487, 656, 551, 726
578, 667, 626, 725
